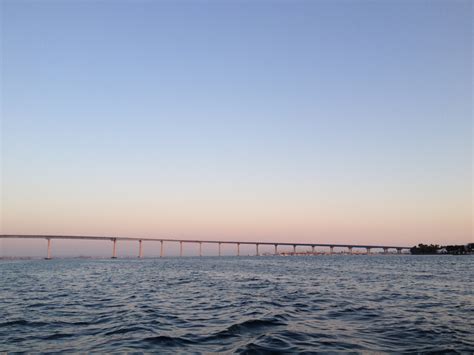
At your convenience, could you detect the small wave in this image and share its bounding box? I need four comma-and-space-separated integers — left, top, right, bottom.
42, 332, 75, 340
103, 325, 152, 336
142, 335, 194, 346
235, 340, 290, 354
207, 317, 287, 340
228, 318, 285, 331
0, 320, 49, 328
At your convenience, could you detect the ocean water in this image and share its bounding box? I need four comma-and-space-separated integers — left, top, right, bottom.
0, 256, 472, 353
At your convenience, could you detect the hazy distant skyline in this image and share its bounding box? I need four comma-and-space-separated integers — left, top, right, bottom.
1, 0, 472, 254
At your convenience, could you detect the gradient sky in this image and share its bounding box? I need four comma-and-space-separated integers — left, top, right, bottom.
1, 0, 472, 256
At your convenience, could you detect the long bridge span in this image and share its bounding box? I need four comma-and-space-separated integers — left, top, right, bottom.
0, 234, 411, 259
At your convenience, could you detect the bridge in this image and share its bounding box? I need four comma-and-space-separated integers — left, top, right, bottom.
0, 234, 411, 259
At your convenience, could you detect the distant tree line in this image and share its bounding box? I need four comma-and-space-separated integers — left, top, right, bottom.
410, 243, 473, 255
410, 244, 440, 254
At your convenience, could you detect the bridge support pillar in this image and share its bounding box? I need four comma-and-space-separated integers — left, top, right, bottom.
112, 239, 117, 259
138, 240, 143, 258
160, 240, 164, 258
256, 244, 259, 256
397, 248, 402, 254
329, 246, 334, 255
293, 245, 296, 254
348, 246, 353, 255
366, 247, 371, 255
199, 242, 202, 257
274, 244, 278, 255
311, 246, 315, 255
218, 243, 221, 257
46, 238, 52, 260
383, 247, 388, 254
237, 243, 240, 256
180, 241, 183, 257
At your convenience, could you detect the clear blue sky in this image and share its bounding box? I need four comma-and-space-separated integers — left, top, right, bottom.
1, 0, 472, 255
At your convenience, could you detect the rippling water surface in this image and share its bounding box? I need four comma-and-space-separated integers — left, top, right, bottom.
1, 256, 473, 353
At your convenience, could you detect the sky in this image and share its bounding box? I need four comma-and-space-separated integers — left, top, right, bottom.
0, 0, 472, 256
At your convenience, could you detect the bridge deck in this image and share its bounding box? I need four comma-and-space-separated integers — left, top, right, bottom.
0, 234, 410, 250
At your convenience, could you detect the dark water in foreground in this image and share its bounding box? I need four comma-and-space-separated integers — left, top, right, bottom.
1, 256, 473, 353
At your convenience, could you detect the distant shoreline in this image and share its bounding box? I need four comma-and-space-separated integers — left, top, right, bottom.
410, 243, 473, 255
2, 254, 473, 261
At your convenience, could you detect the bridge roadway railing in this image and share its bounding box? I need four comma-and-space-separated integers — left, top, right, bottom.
0, 235, 411, 259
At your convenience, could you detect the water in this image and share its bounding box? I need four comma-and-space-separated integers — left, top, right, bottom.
1, 256, 473, 353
